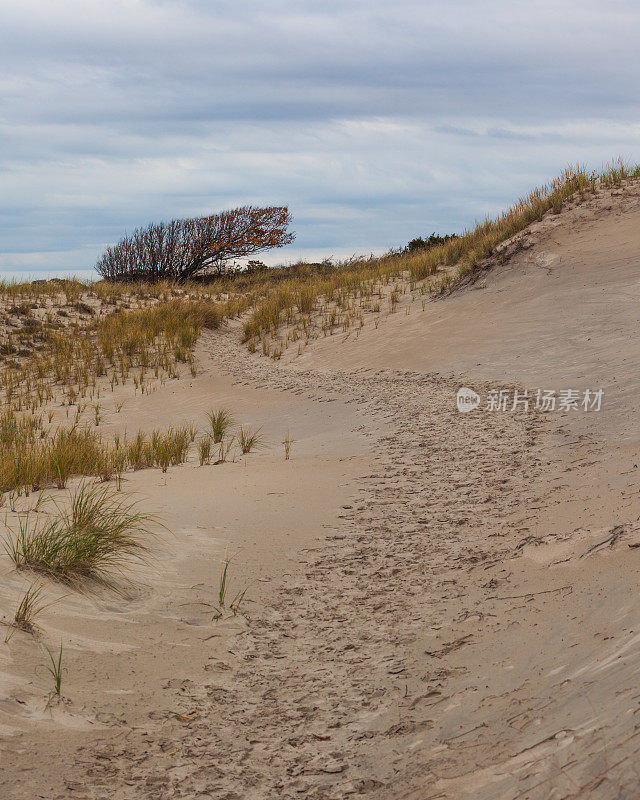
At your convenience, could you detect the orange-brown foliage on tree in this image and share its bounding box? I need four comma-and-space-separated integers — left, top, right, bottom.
96, 205, 294, 282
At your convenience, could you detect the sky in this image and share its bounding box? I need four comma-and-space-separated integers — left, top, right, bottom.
1, 0, 640, 278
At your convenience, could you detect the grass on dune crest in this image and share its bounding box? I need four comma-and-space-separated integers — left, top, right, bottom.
426, 161, 640, 292
3, 482, 159, 586
2, 161, 637, 373
238, 160, 640, 353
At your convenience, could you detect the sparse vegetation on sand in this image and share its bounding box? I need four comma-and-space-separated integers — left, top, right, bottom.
41, 642, 64, 706
282, 430, 294, 460
215, 437, 235, 464
0, 408, 194, 496
3, 482, 158, 586
206, 408, 234, 443
237, 425, 265, 454
0, 287, 231, 420
198, 435, 213, 466
237, 160, 640, 355
3, 582, 51, 641
214, 557, 249, 617
147, 426, 191, 473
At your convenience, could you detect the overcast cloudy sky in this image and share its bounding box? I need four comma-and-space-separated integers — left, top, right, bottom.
1, 0, 639, 276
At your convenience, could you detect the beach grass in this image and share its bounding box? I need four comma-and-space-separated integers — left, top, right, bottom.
3, 482, 159, 586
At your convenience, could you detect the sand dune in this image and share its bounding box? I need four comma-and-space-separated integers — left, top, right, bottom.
2, 185, 640, 798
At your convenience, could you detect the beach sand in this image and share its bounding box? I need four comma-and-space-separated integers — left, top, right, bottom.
2, 184, 640, 798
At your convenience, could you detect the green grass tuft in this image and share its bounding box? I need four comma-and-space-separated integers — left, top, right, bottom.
3, 482, 159, 586
237, 425, 265, 454
3, 582, 52, 641
206, 409, 234, 443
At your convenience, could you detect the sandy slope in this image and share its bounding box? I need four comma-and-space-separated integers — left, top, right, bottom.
2, 184, 640, 798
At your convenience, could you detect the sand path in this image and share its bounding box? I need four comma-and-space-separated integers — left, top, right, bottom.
64, 333, 549, 800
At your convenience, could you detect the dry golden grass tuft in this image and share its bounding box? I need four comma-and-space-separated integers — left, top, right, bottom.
0, 407, 198, 496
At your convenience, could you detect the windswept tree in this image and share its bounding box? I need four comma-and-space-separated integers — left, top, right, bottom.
95, 206, 295, 282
